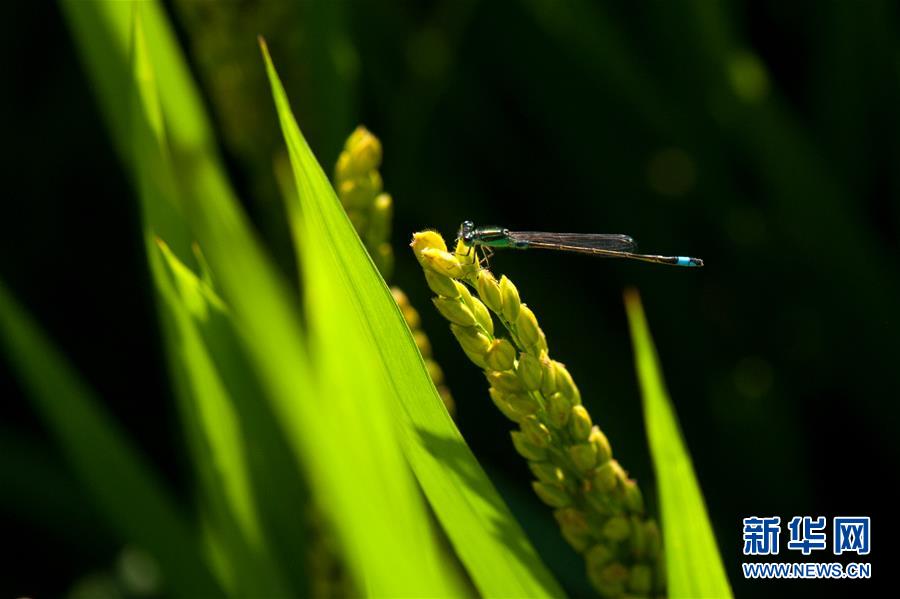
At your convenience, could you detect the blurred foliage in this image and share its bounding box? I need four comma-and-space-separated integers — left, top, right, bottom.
333, 126, 393, 277
1, 0, 898, 597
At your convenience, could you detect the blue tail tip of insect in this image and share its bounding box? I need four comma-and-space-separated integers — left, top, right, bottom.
676, 256, 704, 267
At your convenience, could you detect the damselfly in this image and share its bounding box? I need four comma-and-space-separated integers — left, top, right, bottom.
457, 221, 703, 267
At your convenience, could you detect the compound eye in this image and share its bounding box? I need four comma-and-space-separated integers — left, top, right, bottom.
459, 220, 475, 242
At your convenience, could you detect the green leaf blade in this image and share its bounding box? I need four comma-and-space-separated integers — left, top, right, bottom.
131, 11, 294, 594
84, 4, 468, 598
261, 39, 464, 597
625, 289, 732, 599
261, 40, 566, 598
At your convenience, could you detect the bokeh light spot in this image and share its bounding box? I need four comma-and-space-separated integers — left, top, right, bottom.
407, 27, 450, 82
728, 51, 769, 103
733, 356, 774, 400
726, 206, 767, 246
117, 546, 162, 596
647, 147, 696, 197
332, 36, 360, 82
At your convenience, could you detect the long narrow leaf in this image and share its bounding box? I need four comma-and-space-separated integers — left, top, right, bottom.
624, 289, 732, 599
0, 281, 220, 597
65, 0, 313, 518
262, 40, 565, 598
63, 2, 471, 596
260, 41, 465, 598
62, 0, 215, 176
130, 11, 292, 595
155, 241, 311, 595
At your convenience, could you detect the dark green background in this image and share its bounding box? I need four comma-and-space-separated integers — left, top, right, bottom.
2, 1, 897, 597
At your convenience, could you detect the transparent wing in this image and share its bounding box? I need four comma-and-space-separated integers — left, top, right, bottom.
508, 231, 637, 251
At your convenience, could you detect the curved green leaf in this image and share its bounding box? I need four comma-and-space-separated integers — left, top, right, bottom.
625, 289, 732, 599
261, 40, 565, 598
66, 1, 474, 596
131, 11, 294, 595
